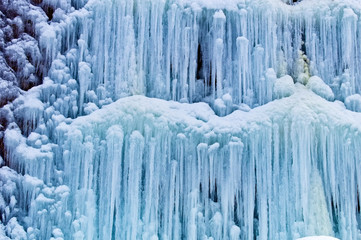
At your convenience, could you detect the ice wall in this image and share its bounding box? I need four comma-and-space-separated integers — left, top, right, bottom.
34, 0, 361, 116
2, 0, 361, 239
57, 87, 361, 240
4, 85, 361, 239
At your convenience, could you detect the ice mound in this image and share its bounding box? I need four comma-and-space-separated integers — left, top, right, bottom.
345, 94, 361, 112
273, 75, 295, 99
306, 76, 334, 101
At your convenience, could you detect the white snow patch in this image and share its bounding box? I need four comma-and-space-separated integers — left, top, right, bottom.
345, 94, 361, 112
213, 10, 226, 19
297, 237, 339, 240
273, 75, 295, 99
307, 76, 334, 101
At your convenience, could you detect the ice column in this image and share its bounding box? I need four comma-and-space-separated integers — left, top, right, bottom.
236, 36, 250, 105
212, 10, 226, 100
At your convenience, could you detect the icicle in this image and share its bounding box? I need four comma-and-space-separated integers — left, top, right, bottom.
236, 36, 250, 104
212, 10, 226, 101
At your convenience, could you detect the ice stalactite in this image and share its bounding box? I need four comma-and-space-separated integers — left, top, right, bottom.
30, 0, 361, 116
6, 84, 357, 239
28, 86, 358, 239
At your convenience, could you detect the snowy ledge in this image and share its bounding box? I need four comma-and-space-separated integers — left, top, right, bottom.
297, 236, 339, 240
68, 84, 361, 136
166, 0, 361, 13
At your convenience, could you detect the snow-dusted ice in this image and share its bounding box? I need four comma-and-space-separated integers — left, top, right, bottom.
297, 237, 339, 240
49, 83, 359, 240
4, 82, 361, 239
2, 0, 361, 239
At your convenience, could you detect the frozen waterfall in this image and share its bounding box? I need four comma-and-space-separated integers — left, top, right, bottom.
1, 0, 361, 239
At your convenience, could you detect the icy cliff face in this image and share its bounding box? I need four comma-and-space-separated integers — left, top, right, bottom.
51, 87, 361, 240
1, 0, 361, 239
34, 0, 361, 112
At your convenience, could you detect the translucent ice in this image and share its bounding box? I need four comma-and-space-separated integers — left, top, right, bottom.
2, 0, 361, 239
11, 86, 355, 239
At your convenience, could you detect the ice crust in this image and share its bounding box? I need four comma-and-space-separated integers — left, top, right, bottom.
2, 0, 361, 239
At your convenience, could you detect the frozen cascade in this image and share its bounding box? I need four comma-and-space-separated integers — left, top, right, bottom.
4, 85, 361, 239
28, 0, 361, 112
2, 0, 361, 239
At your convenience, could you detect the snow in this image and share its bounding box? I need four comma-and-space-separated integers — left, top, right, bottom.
273, 75, 295, 99
345, 94, 361, 112
307, 76, 334, 101
5, 218, 26, 240
213, 10, 226, 19
297, 237, 339, 240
